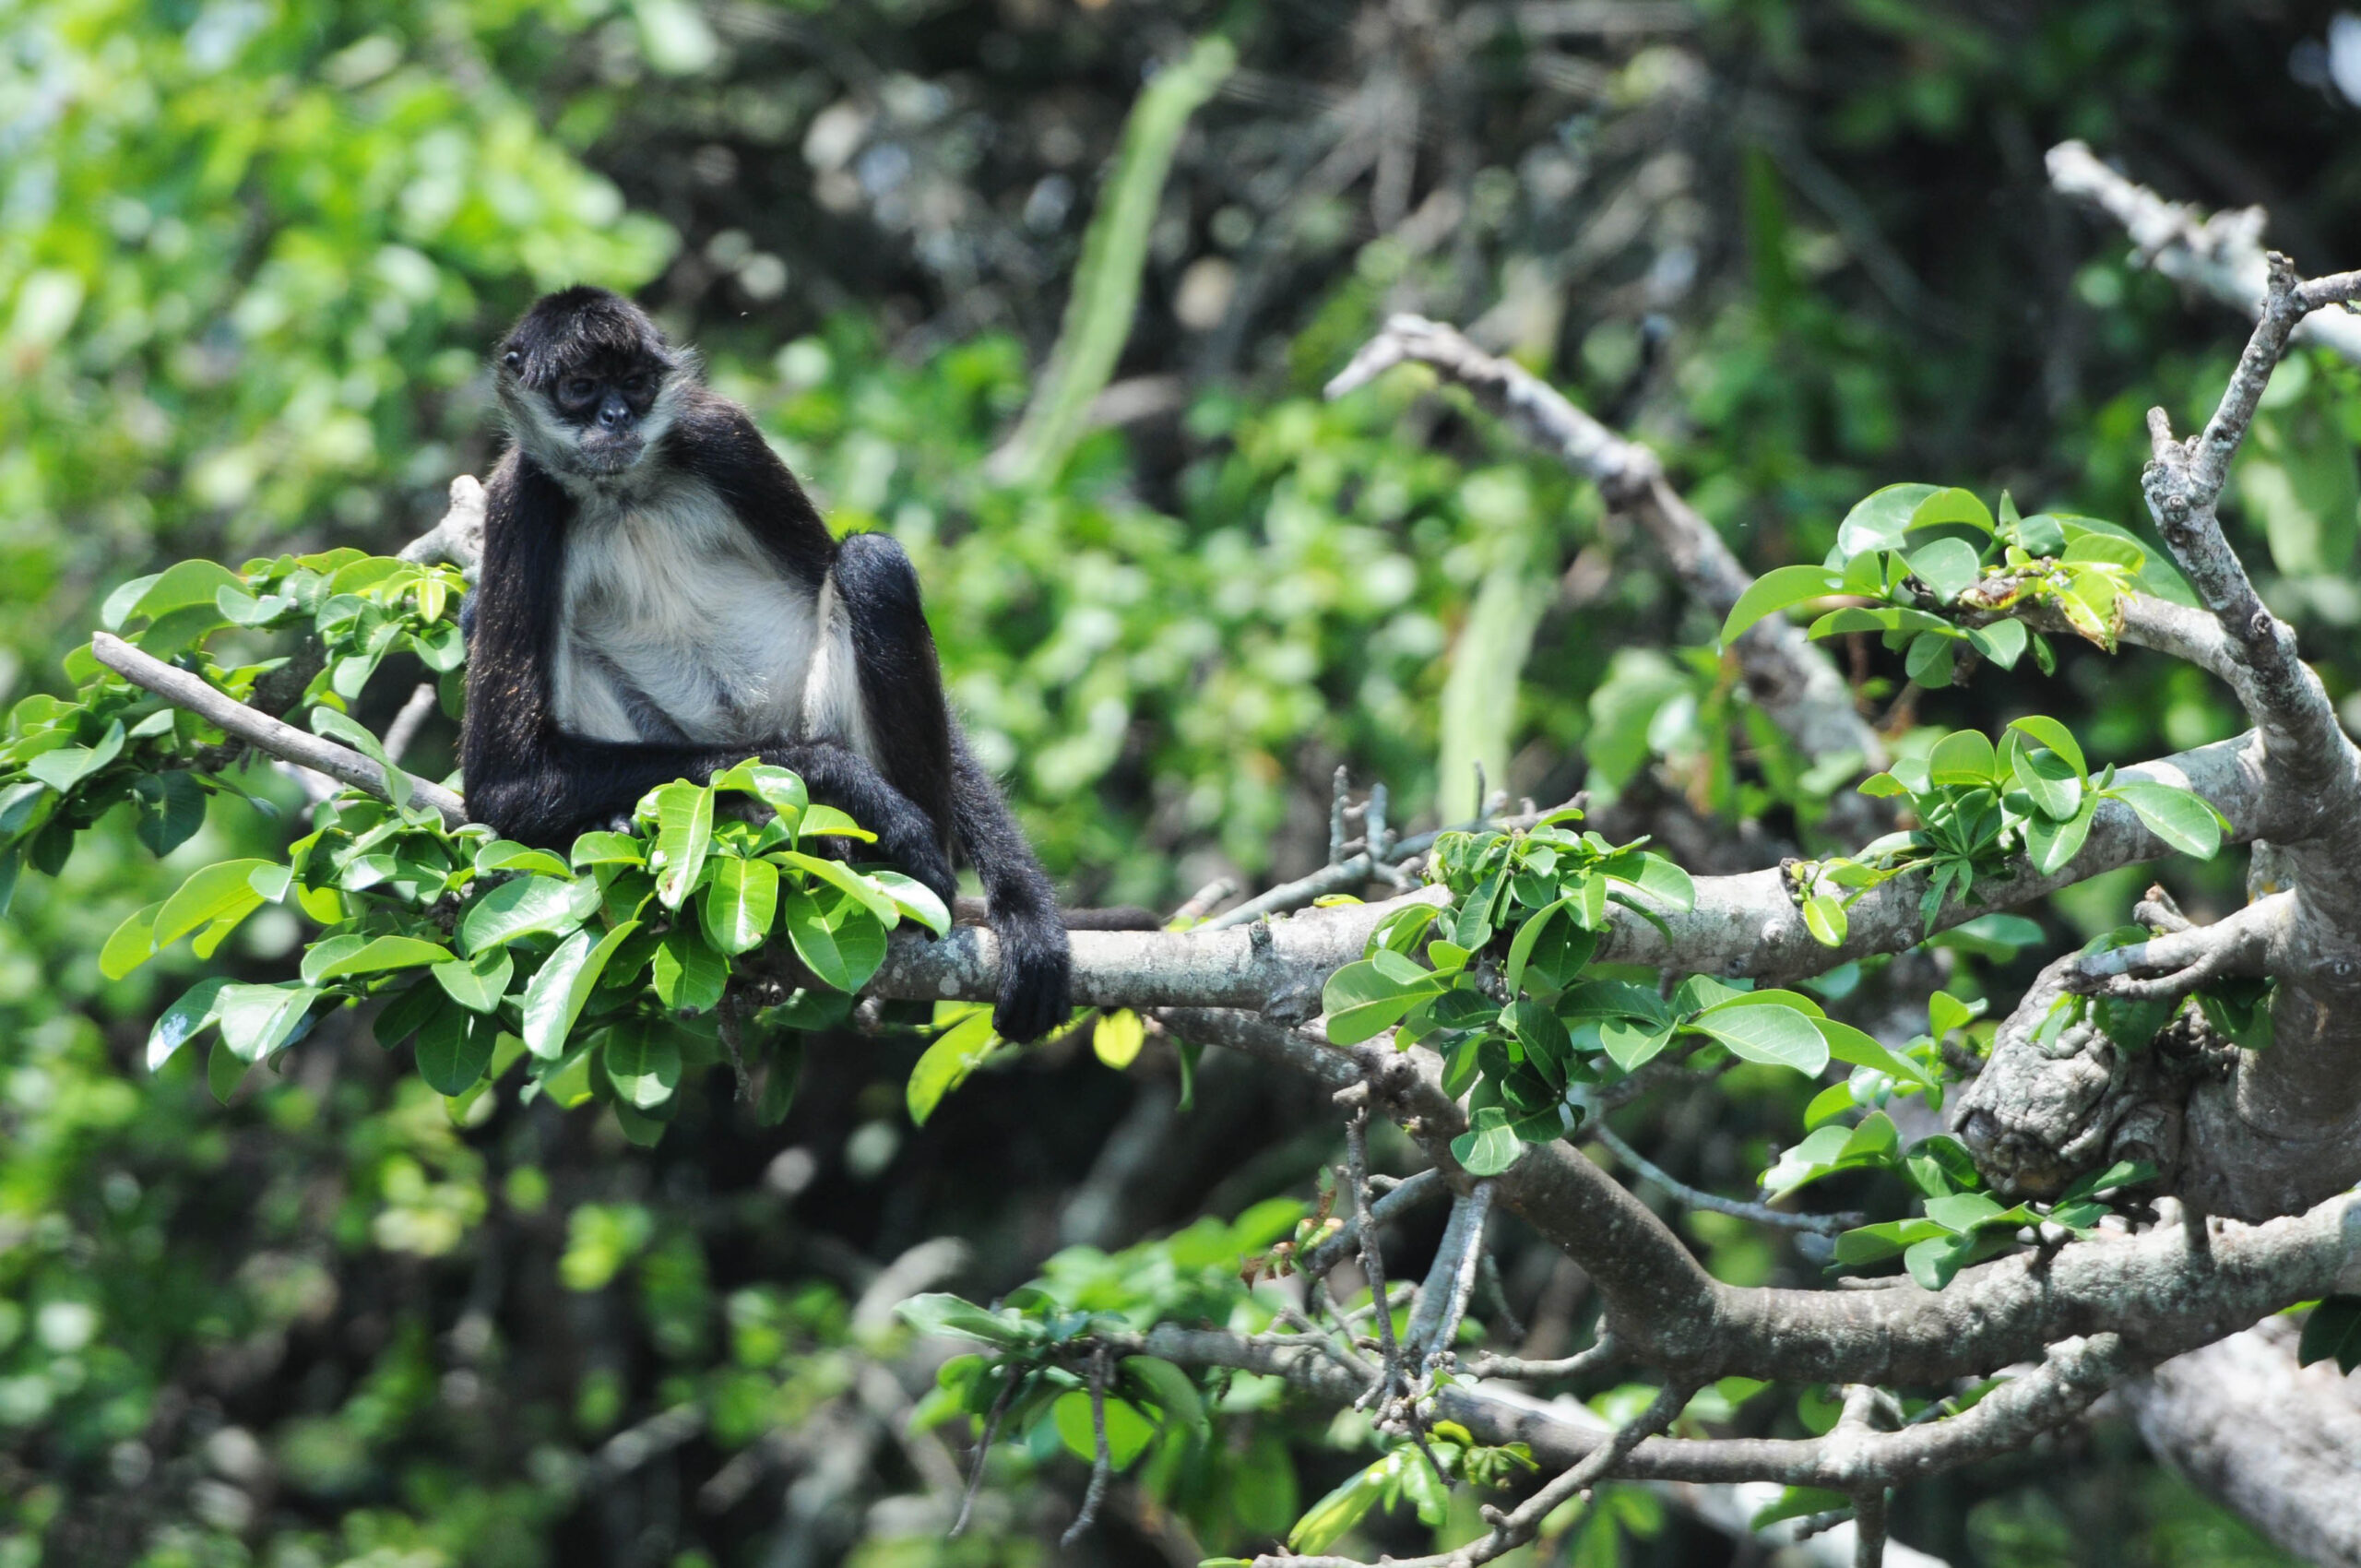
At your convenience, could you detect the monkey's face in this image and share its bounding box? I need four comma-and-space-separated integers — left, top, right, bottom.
494, 287, 690, 485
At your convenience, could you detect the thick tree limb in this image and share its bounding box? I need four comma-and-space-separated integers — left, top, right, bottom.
1326, 315, 1885, 777
2118, 1316, 2361, 1568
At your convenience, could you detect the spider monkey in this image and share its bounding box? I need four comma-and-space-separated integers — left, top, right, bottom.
460, 286, 1071, 1041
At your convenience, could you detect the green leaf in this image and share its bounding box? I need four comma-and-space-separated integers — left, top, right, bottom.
310, 706, 408, 810
133, 771, 208, 856
604, 1018, 683, 1109
207, 1038, 249, 1104
702, 855, 781, 955
1904, 630, 1956, 687
415, 1003, 494, 1095
1121, 1356, 1210, 1441
1904, 1231, 1976, 1291
651, 927, 729, 1014
1814, 1017, 1929, 1087
868, 870, 952, 936
148, 978, 230, 1070
1751, 1488, 1852, 1532
2107, 782, 2224, 859
313, 934, 452, 980
475, 840, 574, 877
793, 802, 875, 842
433, 947, 515, 1014
1690, 1003, 1829, 1075
907, 1009, 998, 1125
2010, 744, 2082, 822
649, 781, 715, 909
1909, 486, 1996, 535
1927, 729, 1997, 787
25, 719, 125, 793
459, 874, 597, 955
1287, 1463, 1390, 1555
775, 850, 900, 926
101, 900, 165, 980
1719, 564, 1843, 644
1321, 959, 1440, 1045
1802, 894, 1847, 945
1452, 1106, 1525, 1177
130, 558, 245, 622
2023, 797, 2095, 875
896, 1292, 1030, 1347
1599, 1017, 1674, 1073
2298, 1297, 2361, 1375
1906, 537, 1982, 602
569, 831, 647, 868
1836, 483, 1941, 555
214, 981, 319, 1063
519, 921, 642, 1060
2006, 716, 2087, 778
153, 859, 279, 951
1965, 617, 2028, 669
781, 887, 888, 992
1503, 897, 1571, 995
1051, 1391, 1157, 1470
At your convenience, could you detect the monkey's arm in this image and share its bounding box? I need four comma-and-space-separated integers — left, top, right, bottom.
833, 532, 1071, 1042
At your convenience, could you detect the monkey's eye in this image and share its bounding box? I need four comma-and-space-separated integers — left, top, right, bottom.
502, 350, 523, 370
622, 374, 648, 394
561, 377, 599, 405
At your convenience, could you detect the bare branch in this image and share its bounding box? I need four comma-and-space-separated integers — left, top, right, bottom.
2047, 142, 2361, 366
1405, 1182, 1493, 1366
1327, 314, 1884, 777
1060, 1347, 1115, 1546
1594, 1123, 1861, 1236
398, 474, 487, 579
91, 633, 468, 829
1299, 1167, 1448, 1277
380, 682, 441, 765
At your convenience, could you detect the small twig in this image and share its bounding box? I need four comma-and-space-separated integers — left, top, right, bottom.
1406, 1183, 1493, 1370
1169, 876, 1240, 926
1852, 1487, 1889, 1568
1299, 1167, 1447, 1277
1476, 1252, 1525, 1345
1329, 765, 1351, 863
1200, 795, 1569, 932
1062, 1346, 1115, 1547
91, 633, 468, 828
381, 681, 440, 764
1342, 1101, 1406, 1406
397, 474, 488, 579
1594, 1123, 1861, 1236
950, 1368, 1017, 1538
1463, 1333, 1619, 1384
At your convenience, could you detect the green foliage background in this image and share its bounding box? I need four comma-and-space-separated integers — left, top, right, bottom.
0, 0, 2355, 1563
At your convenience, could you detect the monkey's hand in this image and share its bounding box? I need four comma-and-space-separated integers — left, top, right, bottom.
987, 901, 1073, 1044
870, 809, 959, 910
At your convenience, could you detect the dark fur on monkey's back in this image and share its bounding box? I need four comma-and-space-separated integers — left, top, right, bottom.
461, 286, 1072, 1040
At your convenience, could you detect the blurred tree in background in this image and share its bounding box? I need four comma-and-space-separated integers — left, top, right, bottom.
0, 1, 2357, 1564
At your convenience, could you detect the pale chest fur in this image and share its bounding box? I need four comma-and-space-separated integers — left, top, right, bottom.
550, 475, 872, 758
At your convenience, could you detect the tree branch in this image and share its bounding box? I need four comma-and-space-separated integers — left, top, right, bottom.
1326, 315, 1884, 778
2047, 141, 2361, 367
90, 633, 468, 828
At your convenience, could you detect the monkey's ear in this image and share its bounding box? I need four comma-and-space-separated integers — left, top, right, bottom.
502, 350, 523, 371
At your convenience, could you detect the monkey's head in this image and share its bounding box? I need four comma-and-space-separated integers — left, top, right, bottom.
495, 287, 694, 484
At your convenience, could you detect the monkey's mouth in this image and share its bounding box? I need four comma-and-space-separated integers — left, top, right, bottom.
577, 432, 646, 473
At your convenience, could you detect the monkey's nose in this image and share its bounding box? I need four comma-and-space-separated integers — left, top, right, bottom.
598, 398, 633, 430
